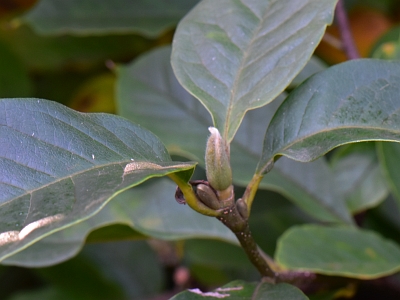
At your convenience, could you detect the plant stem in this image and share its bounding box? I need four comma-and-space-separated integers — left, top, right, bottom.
335, 0, 360, 60
217, 202, 276, 279
241, 173, 263, 215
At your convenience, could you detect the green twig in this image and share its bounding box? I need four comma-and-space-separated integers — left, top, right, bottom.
242, 173, 263, 215
168, 173, 219, 217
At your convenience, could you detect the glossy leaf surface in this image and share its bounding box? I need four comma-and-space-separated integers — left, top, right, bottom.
4, 179, 235, 267
0, 99, 195, 261
23, 0, 199, 37
117, 46, 352, 223
258, 59, 400, 174
276, 225, 400, 279
171, 280, 307, 300
172, 0, 337, 142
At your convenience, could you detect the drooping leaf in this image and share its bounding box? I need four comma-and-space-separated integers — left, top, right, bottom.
0, 98, 195, 262
171, 0, 338, 142
377, 142, 400, 208
258, 59, 400, 174
331, 143, 388, 213
276, 224, 400, 279
22, 0, 199, 37
117, 46, 352, 224
171, 280, 308, 300
3, 179, 235, 267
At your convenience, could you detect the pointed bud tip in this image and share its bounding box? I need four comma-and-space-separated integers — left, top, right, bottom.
208, 126, 219, 135
205, 126, 232, 191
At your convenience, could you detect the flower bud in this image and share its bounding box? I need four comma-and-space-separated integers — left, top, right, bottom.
196, 184, 220, 210
205, 127, 232, 191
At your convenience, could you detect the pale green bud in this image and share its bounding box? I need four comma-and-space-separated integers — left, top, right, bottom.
205, 127, 232, 191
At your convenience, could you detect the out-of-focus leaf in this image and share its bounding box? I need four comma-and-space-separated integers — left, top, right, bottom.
34, 252, 125, 300
0, 98, 195, 262
69, 73, 116, 113
172, 0, 337, 142
22, 0, 199, 37
377, 142, 400, 208
0, 25, 153, 72
258, 59, 400, 174
79, 241, 164, 299
8, 287, 70, 300
171, 280, 308, 300
370, 25, 400, 57
3, 179, 235, 267
331, 143, 388, 213
0, 39, 32, 97
276, 224, 400, 279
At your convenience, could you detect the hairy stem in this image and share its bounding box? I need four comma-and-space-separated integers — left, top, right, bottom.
335, 0, 360, 60
217, 202, 275, 279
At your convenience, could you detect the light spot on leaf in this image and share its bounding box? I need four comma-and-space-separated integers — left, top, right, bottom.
216, 287, 243, 292
0, 231, 19, 246
19, 214, 64, 239
188, 288, 229, 298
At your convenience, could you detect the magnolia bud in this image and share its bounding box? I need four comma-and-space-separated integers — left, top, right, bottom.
196, 184, 220, 210
205, 127, 232, 191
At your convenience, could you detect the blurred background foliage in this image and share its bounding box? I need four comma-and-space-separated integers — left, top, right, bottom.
2, 0, 400, 299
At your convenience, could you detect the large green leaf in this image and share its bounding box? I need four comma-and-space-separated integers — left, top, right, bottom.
258, 59, 400, 174
22, 0, 199, 37
3, 179, 235, 267
171, 0, 337, 142
377, 142, 400, 208
0, 98, 195, 261
276, 224, 400, 279
117, 46, 352, 224
171, 280, 308, 300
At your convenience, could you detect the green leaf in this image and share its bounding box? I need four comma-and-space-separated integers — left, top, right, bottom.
289, 56, 327, 89
171, 280, 308, 300
370, 25, 400, 57
3, 179, 235, 267
258, 59, 400, 174
276, 224, 400, 279
0, 25, 153, 72
377, 142, 400, 208
0, 98, 195, 262
264, 158, 352, 224
22, 0, 199, 37
171, 0, 337, 142
117, 46, 352, 224
331, 143, 388, 213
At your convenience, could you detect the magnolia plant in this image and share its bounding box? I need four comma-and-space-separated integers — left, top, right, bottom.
2, 0, 400, 298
